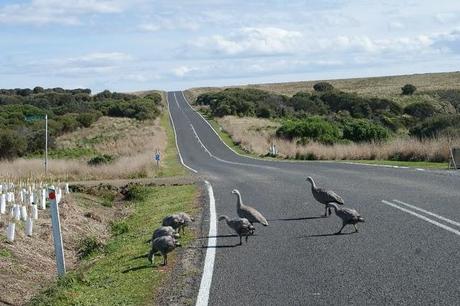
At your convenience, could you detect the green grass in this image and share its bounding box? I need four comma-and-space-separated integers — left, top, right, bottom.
157, 104, 188, 177
28, 184, 198, 306
343, 160, 448, 169
0, 248, 13, 258
28, 147, 98, 159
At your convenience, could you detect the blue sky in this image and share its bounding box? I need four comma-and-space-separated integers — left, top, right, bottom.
0, 0, 459, 92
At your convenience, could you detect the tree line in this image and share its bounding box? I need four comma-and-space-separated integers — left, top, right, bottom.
0, 88, 162, 159
195, 83, 460, 144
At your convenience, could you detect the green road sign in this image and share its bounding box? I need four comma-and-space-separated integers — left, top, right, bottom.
24, 115, 45, 122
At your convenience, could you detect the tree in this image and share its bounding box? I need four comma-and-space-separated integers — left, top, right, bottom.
313, 82, 334, 92
0, 130, 27, 159
401, 84, 416, 95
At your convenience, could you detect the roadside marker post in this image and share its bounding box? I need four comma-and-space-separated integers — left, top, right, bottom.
48, 188, 66, 276
154, 149, 161, 168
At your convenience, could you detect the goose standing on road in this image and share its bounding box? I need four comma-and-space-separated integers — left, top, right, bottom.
219, 215, 255, 245
326, 203, 365, 234
232, 189, 269, 226
306, 176, 344, 217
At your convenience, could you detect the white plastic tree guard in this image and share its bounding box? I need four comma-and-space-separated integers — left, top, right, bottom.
0, 194, 6, 214
20, 205, 28, 221
6, 222, 15, 242
32, 204, 38, 220
25, 218, 33, 236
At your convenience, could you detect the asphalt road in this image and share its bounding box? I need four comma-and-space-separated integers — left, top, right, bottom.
167, 91, 460, 305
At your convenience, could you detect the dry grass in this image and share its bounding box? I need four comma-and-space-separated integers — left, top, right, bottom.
185, 71, 460, 101
217, 116, 460, 162
0, 193, 118, 305
0, 116, 167, 181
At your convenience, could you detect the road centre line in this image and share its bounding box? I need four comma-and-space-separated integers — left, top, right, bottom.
392, 199, 460, 227
196, 181, 217, 306
381, 200, 460, 237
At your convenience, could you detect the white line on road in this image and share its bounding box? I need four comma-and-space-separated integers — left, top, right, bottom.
189, 122, 274, 170
393, 199, 460, 227
381, 200, 460, 237
196, 181, 217, 306
167, 94, 198, 173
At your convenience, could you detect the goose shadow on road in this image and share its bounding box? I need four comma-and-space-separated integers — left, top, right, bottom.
297, 232, 356, 238
268, 216, 324, 222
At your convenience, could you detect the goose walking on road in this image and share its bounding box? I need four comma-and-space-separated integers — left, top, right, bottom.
218, 215, 255, 245
306, 176, 344, 217
326, 203, 365, 234
232, 189, 268, 226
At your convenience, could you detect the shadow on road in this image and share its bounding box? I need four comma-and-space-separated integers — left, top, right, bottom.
299, 232, 356, 238
269, 216, 324, 222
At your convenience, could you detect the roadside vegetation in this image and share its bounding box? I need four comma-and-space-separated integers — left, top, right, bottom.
187, 72, 460, 168
0, 88, 185, 180
25, 184, 199, 306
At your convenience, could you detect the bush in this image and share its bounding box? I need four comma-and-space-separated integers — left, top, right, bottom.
87, 154, 114, 166
401, 84, 417, 95
313, 82, 334, 92
77, 236, 104, 260
342, 119, 390, 142
276, 117, 340, 144
123, 184, 149, 201
289, 92, 328, 115
110, 221, 129, 235
0, 130, 27, 159
409, 114, 460, 138
404, 102, 436, 118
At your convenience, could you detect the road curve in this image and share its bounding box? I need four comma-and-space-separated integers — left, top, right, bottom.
167, 91, 460, 305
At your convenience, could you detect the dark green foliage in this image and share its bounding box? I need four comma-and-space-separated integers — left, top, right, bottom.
426, 89, 460, 112
88, 154, 114, 166
77, 236, 104, 260
409, 114, 460, 138
313, 82, 334, 92
110, 221, 129, 236
288, 92, 328, 115
0, 130, 27, 159
0, 88, 162, 159
404, 102, 436, 118
342, 119, 390, 142
401, 84, 417, 95
123, 184, 149, 201
276, 117, 340, 144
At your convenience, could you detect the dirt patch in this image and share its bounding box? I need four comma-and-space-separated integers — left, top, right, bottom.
0, 193, 120, 306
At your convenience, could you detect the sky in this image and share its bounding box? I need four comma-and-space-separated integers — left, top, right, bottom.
0, 0, 459, 93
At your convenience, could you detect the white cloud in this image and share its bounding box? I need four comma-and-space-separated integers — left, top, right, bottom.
0, 0, 128, 25
193, 27, 303, 56
172, 66, 195, 77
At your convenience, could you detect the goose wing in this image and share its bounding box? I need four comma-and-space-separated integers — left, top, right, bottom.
239, 206, 269, 226
314, 187, 344, 205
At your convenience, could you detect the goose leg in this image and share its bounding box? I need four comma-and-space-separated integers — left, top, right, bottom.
353, 224, 359, 233
245, 235, 249, 243
239, 235, 242, 245
148, 249, 155, 264
324, 206, 329, 217
163, 254, 167, 266
335, 224, 346, 235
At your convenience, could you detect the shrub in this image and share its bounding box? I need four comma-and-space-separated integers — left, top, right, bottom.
404, 102, 436, 118
409, 114, 460, 138
123, 184, 149, 201
110, 221, 129, 235
342, 119, 390, 142
289, 92, 328, 115
0, 130, 27, 159
276, 117, 340, 144
77, 236, 104, 260
88, 154, 114, 166
401, 84, 417, 95
313, 82, 334, 92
